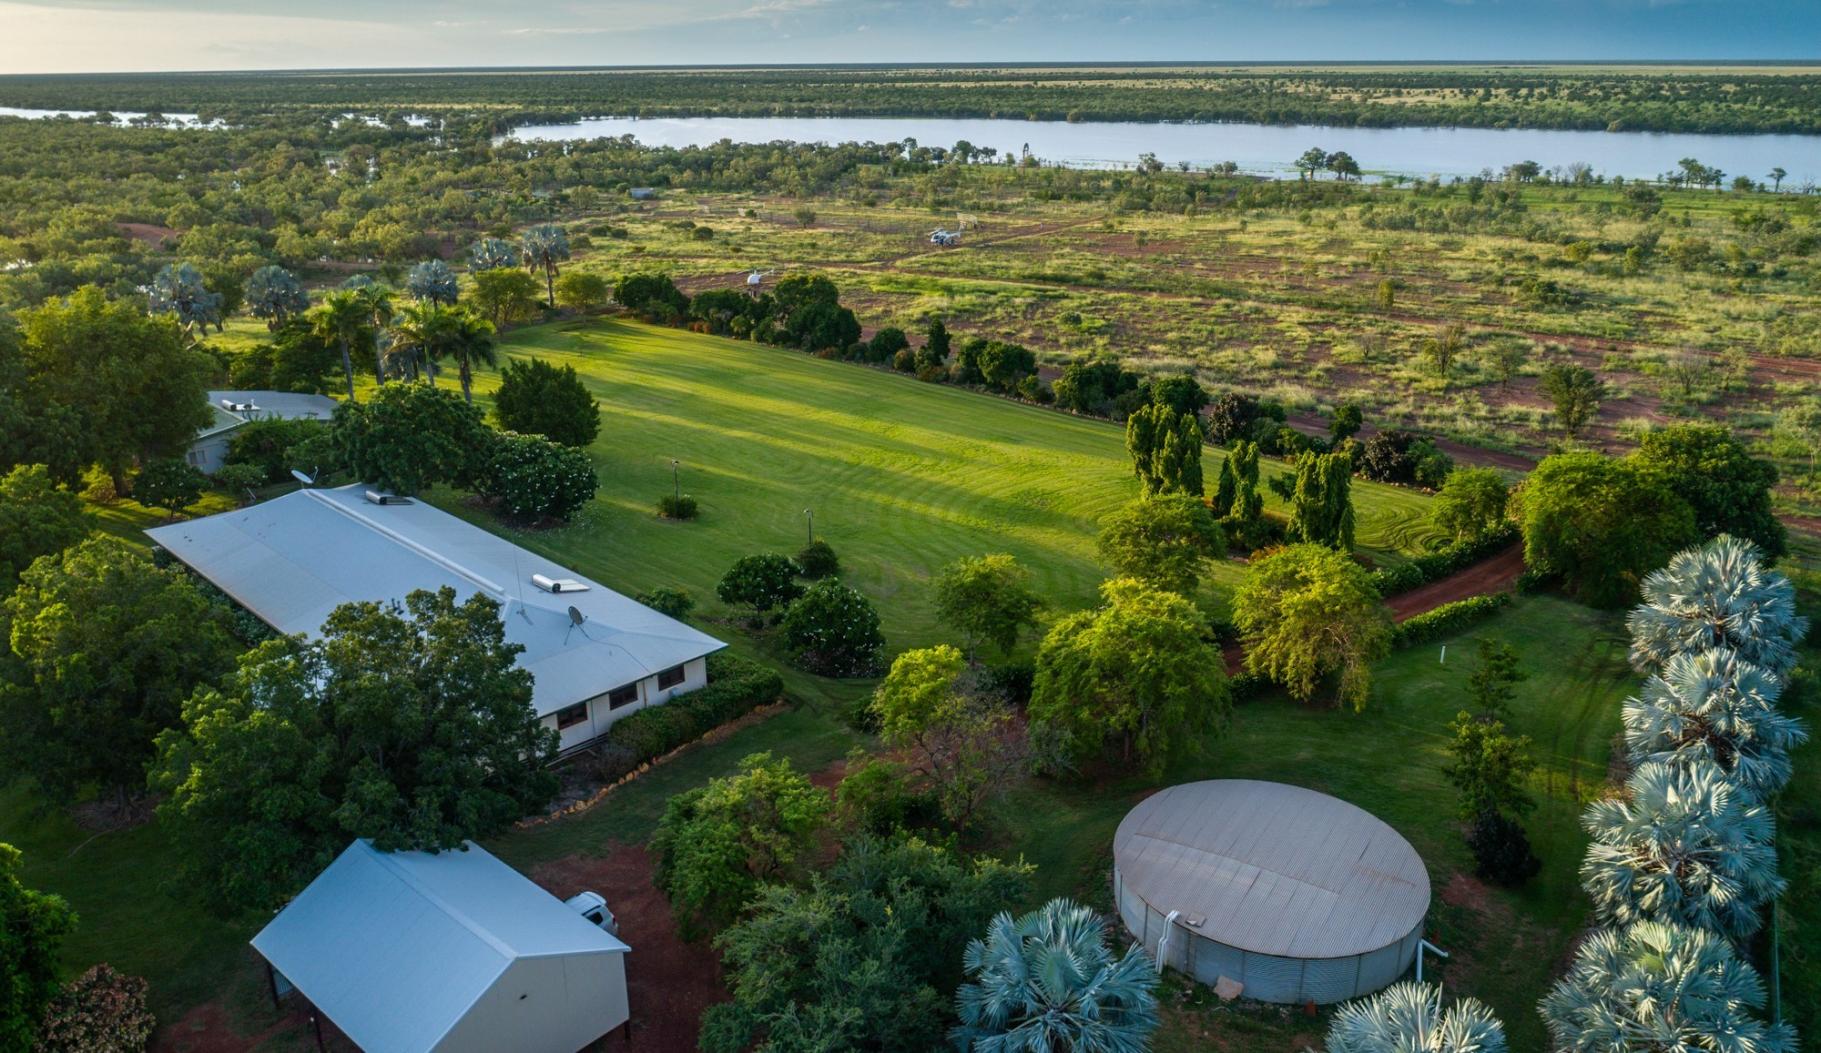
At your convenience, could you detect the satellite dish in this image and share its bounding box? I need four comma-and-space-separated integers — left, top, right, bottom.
568, 605, 585, 627
290, 469, 314, 486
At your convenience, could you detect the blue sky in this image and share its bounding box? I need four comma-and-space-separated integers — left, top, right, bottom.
0, 0, 1815, 73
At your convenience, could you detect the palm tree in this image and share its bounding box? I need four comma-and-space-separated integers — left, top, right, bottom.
245, 265, 309, 331
1627, 535, 1807, 677
1580, 759, 1782, 941
406, 259, 459, 306
520, 224, 571, 306
1623, 647, 1808, 801
146, 261, 223, 341
468, 237, 519, 271
1770, 166, 1787, 192
308, 289, 375, 401
1324, 982, 1505, 1053
341, 283, 395, 380
1540, 921, 1795, 1053
389, 302, 496, 404
950, 898, 1158, 1053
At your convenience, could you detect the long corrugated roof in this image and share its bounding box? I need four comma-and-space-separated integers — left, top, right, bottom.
146, 485, 725, 716
1113, 780, 1430, 959
252, 840, 628, 1053
197, 390, 340, 439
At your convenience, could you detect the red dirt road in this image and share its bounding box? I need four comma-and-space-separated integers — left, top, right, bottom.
1385, 544, 1526, 622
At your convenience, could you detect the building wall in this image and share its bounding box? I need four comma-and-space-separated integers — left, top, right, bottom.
435, 951, 627, 1053
547, 655, 710, 754
187, 432, 236, 474
1113, 865, 1423, 1004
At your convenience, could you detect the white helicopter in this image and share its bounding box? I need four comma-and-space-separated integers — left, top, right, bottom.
744, 268, 775, 292
927, 229, 963, 247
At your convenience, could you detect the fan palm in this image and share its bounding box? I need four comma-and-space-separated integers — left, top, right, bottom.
1539, 921, 1795, 1052
1324, 982, 1506, 1053
388, 303, 496, 404
468, 237, 519, 271
1623, 647, 1808, 801
1627, 535, 1807, 677
307, 290, 375, 401
1580, 759, 1782, 940
245, 264, 309, 330
520, 224, 571, 306
146, 261, 223, 340
950, 897, 1158, 1053
406, 259, 459, 306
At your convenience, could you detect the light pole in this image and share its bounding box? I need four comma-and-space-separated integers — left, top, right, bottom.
671, 459, 680, 504
803, 508, 814, 546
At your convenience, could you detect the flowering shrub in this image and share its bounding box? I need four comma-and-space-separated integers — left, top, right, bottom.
33, 964, 154, 1053
657, 493, 699, 520
782, 579, 885, 677
480, 431, 598, 523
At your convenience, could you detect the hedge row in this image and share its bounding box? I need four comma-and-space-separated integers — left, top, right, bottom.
1370, 523, 1521, 597
1392, 593, 1513, 647
590, 652, 784, 781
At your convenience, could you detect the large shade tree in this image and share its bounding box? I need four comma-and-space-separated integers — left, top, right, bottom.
1519, 452, 1697, 608
152, 588, 558, 910
1631, 422, 1785, 558
1095, 494, 1224, 596
493, 358, 600, 448
0, 843, 77, 1053
1322, 982, 1506, 1053
0, 463, 91, 589
950, 897, 1159, 1053
1539, 921, 1795, 1053
1579, 759, 1783, 940
931, 554, 1043, 659
1623, 647, 1807, 801
870, 645, 1025, 830
1626, 534, 1807, 678
331, 382, 489, 496
1233, 543, 1392, 710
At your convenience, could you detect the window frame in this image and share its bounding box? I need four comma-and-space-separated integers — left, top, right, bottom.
656, 665, 686, 690
554, 701, 589, 730
607, 683, 640, 710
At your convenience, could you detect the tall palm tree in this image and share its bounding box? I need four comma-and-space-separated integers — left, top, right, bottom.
950, 898, 1158, 1053
520, 224, 571, 306
388, 302, 496, 404
1580, 759, 1782, 941
1540, 921, 1795, 1053
1627, 535, 1807, 677
307, 289, 375, 401
1623, 647, 1808, 801
350, 283, 395, 380
1324, 982, 1506, 1053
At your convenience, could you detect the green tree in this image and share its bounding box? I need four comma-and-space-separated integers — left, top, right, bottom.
245, 264, 309, 330
387, 302, 497, 404
152, 587, 557, 910
1629, 422, 1785, 558
651, 752, 829, 938
951, 898, 1159, 1053
307, 288, 376, 400
478, 431, 597, 522
870, 646, 1025, 831
1029, 578, 1228, 773
519, 224, 571, 306
493, 357, 600, 447
1146, 373, 1208, 418
716, 554, 804, 618
1211, 457, 1238, 517
0, 844, 77, 1053
866, 326, 909, 366
1323, 982, 1506, 1053
1230, 440, 1264, 524
1329, 403, 1364, 442
553, 271, 609, 313
701, 834, 1029, 1053
1624, 647, 1806, 802
405, 259, 459, 306
931, 553, 1043, 659
331, 382, 489, 496
1233, 543, 1391, 710
781, 579, 885, 677
0, 464, 90, 589
1541, 922, 1794, 1053
1465, 638, 1524, 718
1285, 451, 1355, 550
19, 287, 214, 492
132, 458, 207, 518
1295, 146, 1330, 179
146, 261, 223, 341
611, 272, 689, 318
1443, 712, 1536, 821
470, 267, 540, 328
1518, 452, 1697, 608
31, 963, 155, 1053
1125, 403, 1204, 497
1430, 467, 1509, 542
0, 538, 238, 807
1541, 362, 1605, 437
918, 320, 951, 373
1095, 494, 1224, 595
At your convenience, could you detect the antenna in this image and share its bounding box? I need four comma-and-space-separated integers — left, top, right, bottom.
290, 468, 315, 486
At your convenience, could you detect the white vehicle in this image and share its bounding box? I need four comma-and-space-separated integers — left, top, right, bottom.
565, 891, 618, 935
928, 229, 962, 247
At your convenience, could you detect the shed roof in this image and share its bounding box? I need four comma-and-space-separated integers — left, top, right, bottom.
252, 840, 628, 1053
1113, 780, 1430, 960
197, 390, 340, 440
145, 485, 725, 716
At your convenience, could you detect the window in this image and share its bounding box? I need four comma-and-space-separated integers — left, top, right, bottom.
657, 665, 686, 690
554, 702, 588, 730
608, 683, 639, 710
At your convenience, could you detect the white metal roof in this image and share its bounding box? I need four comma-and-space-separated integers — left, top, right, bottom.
1113, 780, 1430, 960
198, 390, 340, 439
252, 840, 628, 1053
146, 485, 725, 716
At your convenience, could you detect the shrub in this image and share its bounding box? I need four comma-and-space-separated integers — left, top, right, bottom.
1369, 524, 1521, 597
717, 554, 803, 615
1392, 594, 1512, 647
657, 493, 699, 520
597, 654, 781, 768
834, 753, 933, 834
479, 431, 598, 523
32, 964, 153, 1053
493, 357, 600, 447
227, 418, 327, 482
866, 326, 909, 366
1467, 810, 1541, 887
635, 586, 694, 620
133, 458, 206, 516
795, 539, 840, 579
782, 580, 885, 677
892, 347, 917, 373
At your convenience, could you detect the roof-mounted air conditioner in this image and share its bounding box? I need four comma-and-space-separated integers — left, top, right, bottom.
363, 490, 411, 506
531, 573, 589, 593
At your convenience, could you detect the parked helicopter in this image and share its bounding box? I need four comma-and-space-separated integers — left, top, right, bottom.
927, 229, 963, 247
744, 268, 775, 292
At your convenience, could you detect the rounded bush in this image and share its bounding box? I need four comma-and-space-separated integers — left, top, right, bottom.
795, 539, 840, 579
481, 431, 598, 523
782, 579, 885, 677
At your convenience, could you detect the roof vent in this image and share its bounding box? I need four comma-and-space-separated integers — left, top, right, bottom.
363, 490, 412, 506
219, 398, 258, 413
532, 573, 589, 594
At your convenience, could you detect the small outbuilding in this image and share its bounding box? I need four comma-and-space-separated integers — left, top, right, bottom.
1112, 779, 1430, 1005
253, 839, 630, 1053
187, 390, 340, 473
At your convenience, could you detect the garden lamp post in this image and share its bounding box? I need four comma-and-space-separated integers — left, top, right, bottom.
671, 459, 680, 503
804, 508, 814, 545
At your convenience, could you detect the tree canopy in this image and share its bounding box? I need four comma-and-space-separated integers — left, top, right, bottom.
1518, 451, 1698, 608
0, 463, 90, 589
332, 381, 489, 495
0, 843, 77, 1053
1631, 423, 1784, 557
1125, 403, 1204, 497
1095, 494, 1224, 595
493, 357, 600, 448
1232, 543, 1391, 710
931, 554, 1043, 659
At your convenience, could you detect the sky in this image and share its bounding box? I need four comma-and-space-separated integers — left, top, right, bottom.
0, 0, 1815, 74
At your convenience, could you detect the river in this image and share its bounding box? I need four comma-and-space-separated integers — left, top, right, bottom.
505, 115, 1821, 186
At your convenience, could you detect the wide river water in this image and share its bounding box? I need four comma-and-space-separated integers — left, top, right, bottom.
506, 115, 1821, 185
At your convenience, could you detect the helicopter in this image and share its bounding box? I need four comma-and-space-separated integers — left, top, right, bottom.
744, 268, 775, 292
927, 229, 963, 247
